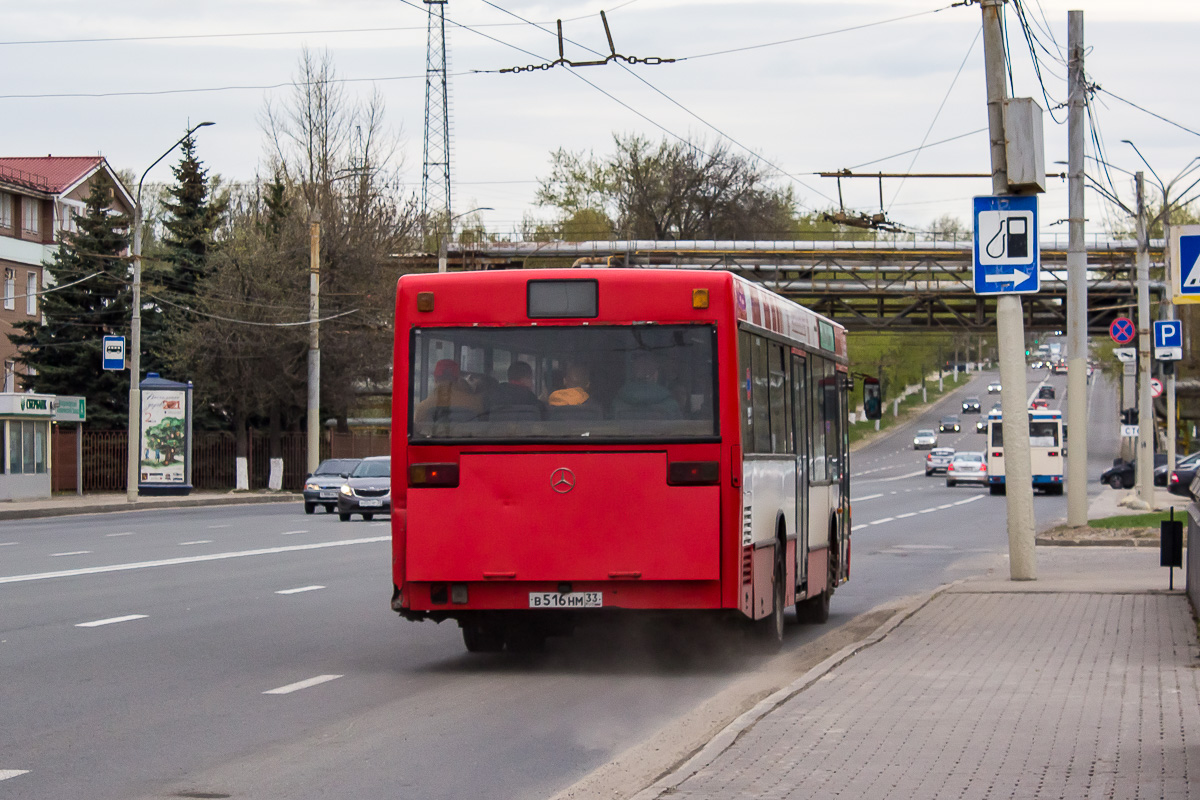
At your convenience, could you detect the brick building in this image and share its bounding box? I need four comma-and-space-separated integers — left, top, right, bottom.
0, 157, 134, 390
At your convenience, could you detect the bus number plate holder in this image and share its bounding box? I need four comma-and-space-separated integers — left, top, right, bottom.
529, 592, 603, 609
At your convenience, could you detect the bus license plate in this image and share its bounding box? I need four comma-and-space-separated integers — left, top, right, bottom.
529, 591, 603, 609
359, 499, 382, 507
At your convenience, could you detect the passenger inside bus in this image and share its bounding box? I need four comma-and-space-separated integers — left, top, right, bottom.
613, 352, 681, 419
548, 364, 590, 407
413, 359, 483, 422
487, 361, 542, 420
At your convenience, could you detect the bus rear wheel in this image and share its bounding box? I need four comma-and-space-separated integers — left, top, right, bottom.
752, 546, 786, 651
989, 484, 1005, 496
462, 622, 505, 653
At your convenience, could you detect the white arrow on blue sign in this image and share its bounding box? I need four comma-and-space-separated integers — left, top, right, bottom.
1154, 319, 1183, 361
102, 336, 125, 371
973, 195, 1040, 295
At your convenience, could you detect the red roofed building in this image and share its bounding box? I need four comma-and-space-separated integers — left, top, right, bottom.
0, 156, 133, 390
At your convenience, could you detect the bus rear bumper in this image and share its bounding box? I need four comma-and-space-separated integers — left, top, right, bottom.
394, 579, 723, 622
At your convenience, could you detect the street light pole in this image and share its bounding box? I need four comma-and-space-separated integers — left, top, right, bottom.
126, 121, 215, 502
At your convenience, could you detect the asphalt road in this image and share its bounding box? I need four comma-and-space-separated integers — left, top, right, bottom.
0, 364, 1120, 799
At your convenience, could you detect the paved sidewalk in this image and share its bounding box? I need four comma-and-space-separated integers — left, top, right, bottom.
0, 490, 300, 520
636, 548, 1200, 799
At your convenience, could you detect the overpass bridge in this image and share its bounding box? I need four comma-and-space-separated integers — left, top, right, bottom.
409, 236, 1164, 335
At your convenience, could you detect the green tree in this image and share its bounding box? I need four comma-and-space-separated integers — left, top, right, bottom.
158, 132, 228, 300
536, 134, 798, 239
8, 174, 132, 428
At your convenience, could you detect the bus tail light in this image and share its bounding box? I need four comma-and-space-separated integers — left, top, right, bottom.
991, 451, 1002, 457
668, 461, 720, 486
409, 463, 460, 487
1048, 451, 1059, 457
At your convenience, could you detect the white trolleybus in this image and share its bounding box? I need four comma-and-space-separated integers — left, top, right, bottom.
984, 408, 1064, 495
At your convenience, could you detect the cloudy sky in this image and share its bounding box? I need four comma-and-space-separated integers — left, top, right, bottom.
5, 0, 1198, 239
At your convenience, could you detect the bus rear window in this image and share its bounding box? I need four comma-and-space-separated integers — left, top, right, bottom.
409, 325, 717, 442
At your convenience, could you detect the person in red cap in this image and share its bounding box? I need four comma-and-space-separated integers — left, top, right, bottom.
414, 358, 483, 423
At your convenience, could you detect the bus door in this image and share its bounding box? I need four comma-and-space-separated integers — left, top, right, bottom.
837, 367, 850, 581
791, 352, 809, 594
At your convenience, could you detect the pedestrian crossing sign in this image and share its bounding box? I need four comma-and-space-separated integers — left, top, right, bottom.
1171, 225, 1200, 303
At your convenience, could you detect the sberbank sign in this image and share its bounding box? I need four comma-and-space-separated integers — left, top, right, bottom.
20, 398, 47, 411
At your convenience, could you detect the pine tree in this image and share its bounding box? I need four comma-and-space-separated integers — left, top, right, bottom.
158, 133, 227, 300
8, 173, 132, 429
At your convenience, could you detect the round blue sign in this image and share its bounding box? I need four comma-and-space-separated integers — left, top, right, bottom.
1109, 317, 1136, 345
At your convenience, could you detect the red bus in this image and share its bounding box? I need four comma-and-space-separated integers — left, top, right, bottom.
390, 269, 853, 652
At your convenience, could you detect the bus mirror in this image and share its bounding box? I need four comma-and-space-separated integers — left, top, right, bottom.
863, 378, 882, 421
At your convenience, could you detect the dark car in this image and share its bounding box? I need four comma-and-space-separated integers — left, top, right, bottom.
1155, 452, 1200, 486
1168, 463, 1200, 497
939, 415, 961, 433
302, 458, 362, 514
1102, 454, 1168, 490
337, 456, 391, 521
975, 418, 988, 433
1038, 385, 1055, 400
961, 397, 981, 414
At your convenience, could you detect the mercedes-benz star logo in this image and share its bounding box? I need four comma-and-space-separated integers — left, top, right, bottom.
550, 467, 576, 494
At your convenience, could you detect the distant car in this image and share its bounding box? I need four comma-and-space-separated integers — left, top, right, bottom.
337, 456, 391, 521
961, 396, 981, 413
913, 429, 939, 450
1155, 452, 1200, 487
1103, 455, 1168, 490
1031, 360, 1044, 369
303, 458, 363, 514
975, 418, 988, 433
1038, 385, 1055, 400
946, 451, 988, 487
987, 382, 1002, 394
939, 415, 961, 433
1169, 464, 1200, 497
925, 447, 956, 476
1053, 362, 1068, 374
991, 402, 1002, 413
1030, 399, 1050, 410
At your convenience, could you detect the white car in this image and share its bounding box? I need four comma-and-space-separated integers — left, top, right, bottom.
913, 429, 938, 450
946, 451, 988, 487
987, 382, 1002, 394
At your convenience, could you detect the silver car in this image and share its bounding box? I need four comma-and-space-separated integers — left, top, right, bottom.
946, 451, 988, 487
913, 429, 938, 450
925, 447, 956, 476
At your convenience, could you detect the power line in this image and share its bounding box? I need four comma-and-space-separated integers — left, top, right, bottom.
0, 3, 643, 47
845, 128, 988, 170
886, 27, 982, 212
0, 71, 433, 101
475, 0, 837, 210
1098, 86, 1200, 139
675, 5, 958, 61
149, 293, 359, 327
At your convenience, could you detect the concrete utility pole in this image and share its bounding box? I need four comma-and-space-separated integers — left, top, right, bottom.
307, 214, 321, 476
1134, 172, 1155, 505
1065, 10, 1088, 527
981, 0, 1036, 580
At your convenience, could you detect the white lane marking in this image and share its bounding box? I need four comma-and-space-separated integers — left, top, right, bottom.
0, 536, 389, 586
76, 614, 148, 628
179, 540, 213, 546
877, 470, 925, 482
895, 544, 952, 550
918, 508, 937, 514
50, 551, 92, 557
263, 674, 342, 695
0, 542, 16, 547
0, 770, 29, 782
105, 532, 134, 537
870, 517, 895, 525
281, 530, 309, 536
276, 585, 325, 595
853, 493, 883, 502
953, 496, 984, 506
207, 524, 230, 529
896, 512, 918, 519
937, 504, 954, 510
851, 524, 868, 531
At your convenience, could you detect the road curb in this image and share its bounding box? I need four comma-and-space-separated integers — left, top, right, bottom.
0, 493, 301, 521
629, 580, 965, 800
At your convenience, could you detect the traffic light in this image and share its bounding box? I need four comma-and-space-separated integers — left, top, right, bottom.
1121, 408, 1137, 425
1025, 349, 1031, 356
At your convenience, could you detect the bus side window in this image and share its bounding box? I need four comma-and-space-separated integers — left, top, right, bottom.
751, 335, 771, 454
809, 357, 828, 482
738, 330, 754, 449
768, 342, 790, 454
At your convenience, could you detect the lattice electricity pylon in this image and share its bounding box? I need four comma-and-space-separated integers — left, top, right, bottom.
422, 0, 452, 236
